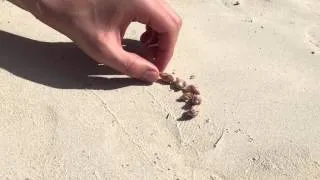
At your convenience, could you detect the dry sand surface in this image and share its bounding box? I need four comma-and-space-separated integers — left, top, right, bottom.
1, 0, 320, 179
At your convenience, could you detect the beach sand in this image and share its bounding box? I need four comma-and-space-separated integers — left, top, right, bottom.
1, 0, 320, 179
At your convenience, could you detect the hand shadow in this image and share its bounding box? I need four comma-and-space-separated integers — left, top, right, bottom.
0, 30, 153, 90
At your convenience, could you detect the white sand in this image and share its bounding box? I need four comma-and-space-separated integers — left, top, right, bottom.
1, 0, 320, 179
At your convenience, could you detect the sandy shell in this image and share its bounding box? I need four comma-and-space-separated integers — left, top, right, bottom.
172, 78, 187, 90
159, 73, 175, 84
189, 95, 202, 105
190, 106, 200, 116
182, 106, 200, 119
177, 92, 194, 102
183, 85, 200, 95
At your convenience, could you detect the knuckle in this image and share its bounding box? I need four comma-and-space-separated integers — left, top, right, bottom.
94, 31, 116, 56
122, 57, 137, 76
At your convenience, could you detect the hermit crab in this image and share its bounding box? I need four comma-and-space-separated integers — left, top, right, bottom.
177, 92, 193, 102
159, 72, 175, 84
183, 85, 200, 95
159, 72, 202, 120
171, 78, 187, 91
180, 106, 200, 120
188, 95, 202, 106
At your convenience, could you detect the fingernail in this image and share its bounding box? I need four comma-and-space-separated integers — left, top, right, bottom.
142, 69, 159, 82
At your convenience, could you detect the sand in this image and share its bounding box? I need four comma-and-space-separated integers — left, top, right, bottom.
1, 0, 320, 179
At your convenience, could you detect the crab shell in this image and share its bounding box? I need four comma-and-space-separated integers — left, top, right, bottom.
177, 92, 194, 102
189, 95, 202, 105
183, 85, 200, 95
159, 73, 175, 84
172, 78, 187, 90
183, 106, 200, 119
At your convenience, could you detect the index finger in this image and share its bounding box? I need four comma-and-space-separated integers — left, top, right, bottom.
137, 1, 182, 71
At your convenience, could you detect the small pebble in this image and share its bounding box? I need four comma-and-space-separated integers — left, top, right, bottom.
234, 129, 241, 133
233, 1, 240, 6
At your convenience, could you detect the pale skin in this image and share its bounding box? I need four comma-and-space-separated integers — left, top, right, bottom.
8, 0, 182, 82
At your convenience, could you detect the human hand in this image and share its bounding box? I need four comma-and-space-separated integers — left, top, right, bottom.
29, 0, 182, 82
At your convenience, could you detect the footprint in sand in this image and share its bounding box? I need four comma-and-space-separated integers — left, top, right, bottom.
305, 25, 320, 53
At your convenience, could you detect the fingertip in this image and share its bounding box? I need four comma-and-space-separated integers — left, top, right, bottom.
141, 69, 159, 82
119, 50, 160, 82
155, 52, 171, 71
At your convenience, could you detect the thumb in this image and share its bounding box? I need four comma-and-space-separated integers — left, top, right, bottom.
106, 43, 159, 82
86, 31, 160, 82
119, 50, 160, 82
